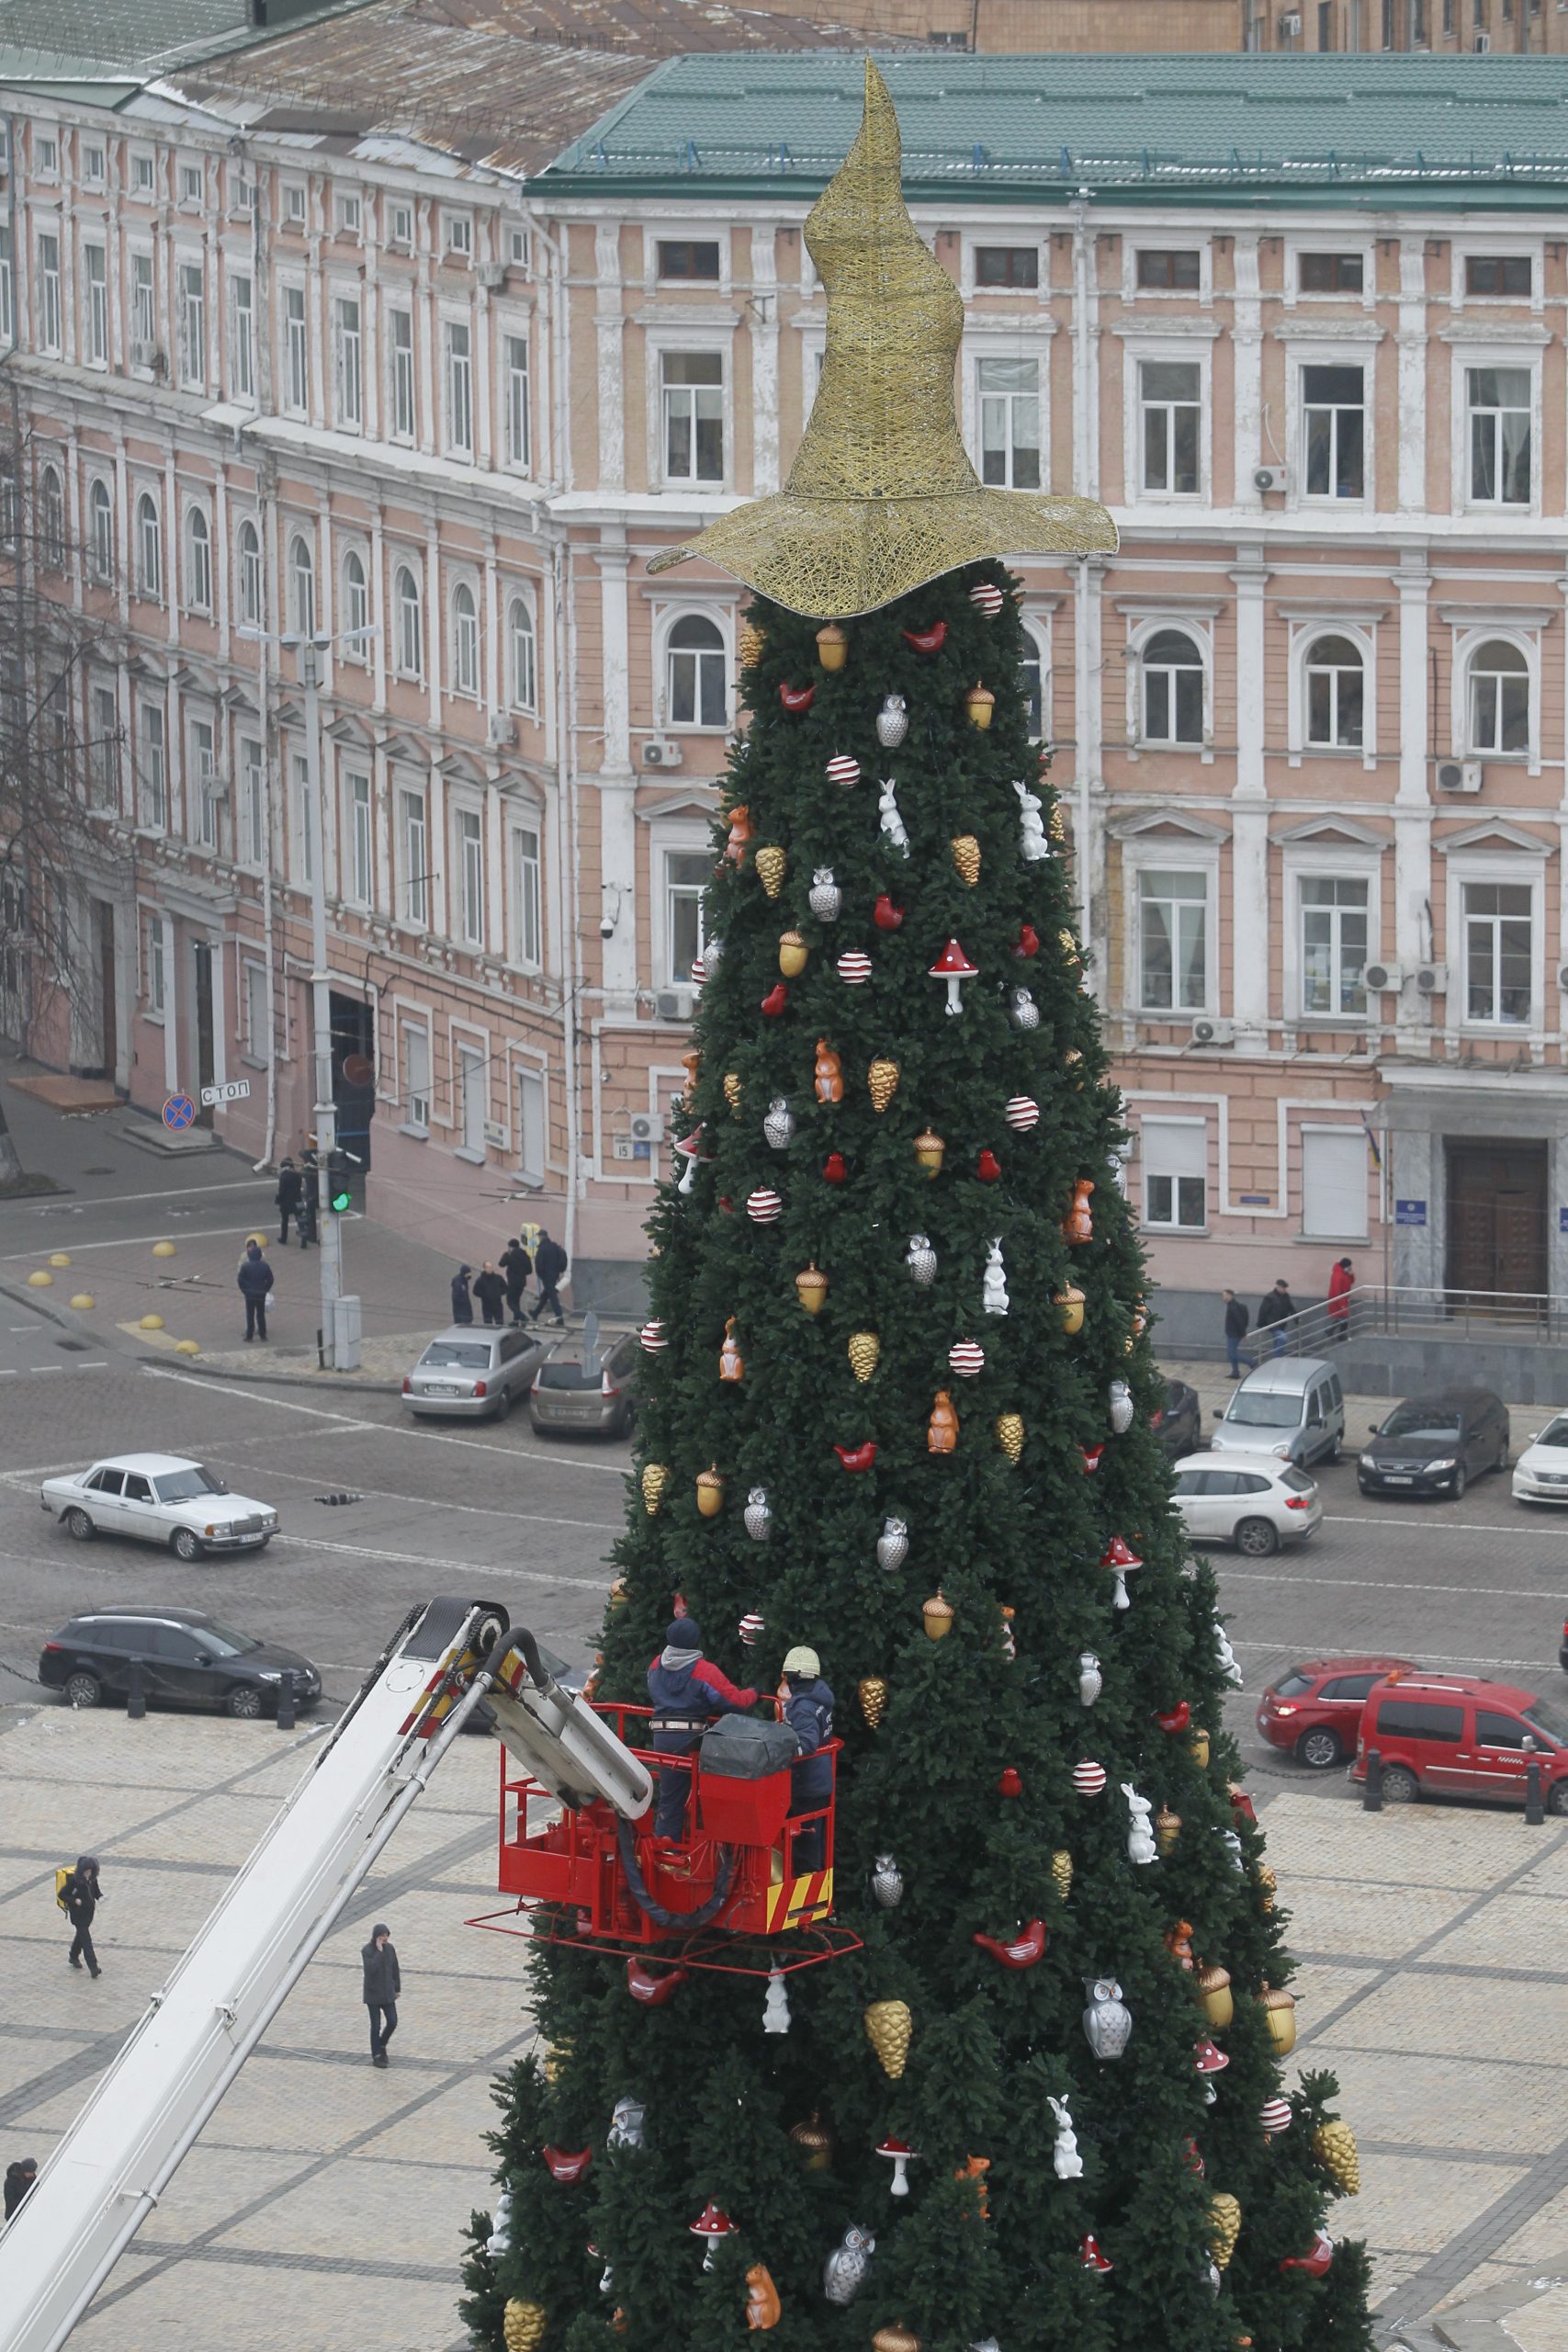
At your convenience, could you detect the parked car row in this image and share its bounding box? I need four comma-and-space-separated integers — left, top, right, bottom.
1258, 1654, 1568, 1814
401, 1324, 639, 1435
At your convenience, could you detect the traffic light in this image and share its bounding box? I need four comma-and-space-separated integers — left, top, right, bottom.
327, 1152, 353, 1215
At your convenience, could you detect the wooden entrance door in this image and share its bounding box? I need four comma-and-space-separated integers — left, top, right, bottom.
1445, 1140, 1548, 1303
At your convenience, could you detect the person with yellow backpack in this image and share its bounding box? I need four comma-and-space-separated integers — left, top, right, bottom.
57, 1857, 103, 1978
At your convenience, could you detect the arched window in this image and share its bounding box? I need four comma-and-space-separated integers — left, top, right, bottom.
135, 491, 161, 599
288, 533, 315, 638
186, 507, 211, 613
87, 479, 112, 581
666, 613, 726, 729
343, 548, 368, 643
395, 563, 423, 677
1304, 633, 1363, 749
237, 518, 262, 628
452, 581, 479, 696
509, 596, 537, 714
39, 465, 64, 569
1468, 638, 1530, 755
1141, 628, 1204, 746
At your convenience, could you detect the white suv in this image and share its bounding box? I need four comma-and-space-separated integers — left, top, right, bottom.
1168, 1452, 1323, 1557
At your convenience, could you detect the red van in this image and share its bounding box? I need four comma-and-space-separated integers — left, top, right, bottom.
1352, 1672, 1568, 1811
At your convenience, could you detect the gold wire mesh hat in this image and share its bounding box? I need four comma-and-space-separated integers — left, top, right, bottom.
647, 58, 1117, 619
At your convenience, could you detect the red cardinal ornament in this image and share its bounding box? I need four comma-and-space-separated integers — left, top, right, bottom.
976, 1149, 1001, 1183
778, 681, 815, 713
543, 2146, 593, 2184
1157, 1702, 1192, 1736
1014, 922, 1041, 959
835, 1440, 877, 1473
626, 1959, 687, 2005
1280, 2231, 1335, 2278
761, 982, 788, 1017
901, 619, 948, 654
823, 1151, 848, 1184
972, 1918, 1047, 1970
873, 893, 905, 932
997, 1766, 1023, 1798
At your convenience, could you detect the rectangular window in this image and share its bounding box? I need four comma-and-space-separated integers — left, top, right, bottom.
1138, 868, 1208, 1011
240, 736, 265, 865
232, 273, 254, 400
1463, 879, 1532, 1024
504, 334, 531, 470
403, 1025, 430, 1126
334, 294, 362, 427
1468, 367, 1532, 505
83, 243, 107, 364
82, 142, 105, 186
347, 771, 372, 905
179, 163, 202, 205
0, 226, 12, 345
401, 789, 428, 925
1299, 250, 1364, 292
132, 254, 154, 352
1303, 363, 1365, 499
1138, 359, 1201, 495
977, 356, 1041, 491
1444, 0, 1455, 25
513, 823, 541, 970
657, 238, 720, 280
665, 850, 709, 986
1466, 254, 1532, 296
1300, 875, 1370, 1015
389, 201, 413, 248
284, 285, 308, 413
293, 751, 313, 886
445, 321, 473, 457
389, 308, 414, 441
191, 718, 217, 849
661, 351, 724, 483
516, 1066, 546, 1183
458, 808, 484, 945
133, 153, 154, 196
284, 183, 306, 226
89, 682, 118, 808
335, 188, 361, 236
243, 963, 269, 1060
177, 261, 204, 389
1136, 248, 1201, 289
1142, 1119, 1207, 1230
1317, 0, 1333, 42
37, 233, 60, 353
509, 225, 532, 270
976, 244, 1039, 288
36, 135, 57, 178
140, 705, 166, 830
444, 211, 472, 259
1301, 1128, 1369, 1238
147, 914, 166, 1015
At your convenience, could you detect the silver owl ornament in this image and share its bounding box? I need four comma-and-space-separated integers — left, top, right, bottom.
906, 1232, 937, 1285
875, 693, 908, 748
1108, 1378, 1134, 1434
823, 2222, 875, 2305
607, 2095, 645, 2150
1082, 1975, 1133, 2061
1009, 987, 1041, 1032
743, 1487, 773, 1541
808, 865, 841, 922
762, 1096, 795, 1149
876, 1514, 908, 1571
870, 1852, 905, 1907
1077, 1650, 1102, 1707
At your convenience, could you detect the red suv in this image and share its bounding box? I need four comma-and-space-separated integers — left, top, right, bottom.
1257, 1657, 1416, 1769
1351, 1672, 1568, 1810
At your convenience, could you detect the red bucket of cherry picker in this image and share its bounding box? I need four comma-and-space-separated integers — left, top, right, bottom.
695, 1714, 798, 1844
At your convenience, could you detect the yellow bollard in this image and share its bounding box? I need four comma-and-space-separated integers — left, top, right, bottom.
139, 1313, 164, 1331
48, 1252, 71, 1268
69, 1294, 94, 1311
174, 1339, 201, 1356
27, 1270, 52, 1288
152, 1241, 176, 1259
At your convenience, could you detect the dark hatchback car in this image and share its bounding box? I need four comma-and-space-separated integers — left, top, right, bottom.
1151, 1379, 1201, 1460
1358, 1387, 1509, 1501
39, 1607, 321, 1718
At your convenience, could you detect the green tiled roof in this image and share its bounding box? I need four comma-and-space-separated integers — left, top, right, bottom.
540, 51, 1568, 207
0, 0, 343, 76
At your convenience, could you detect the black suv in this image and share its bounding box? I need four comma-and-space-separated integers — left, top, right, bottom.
1359, 1387, 1510, 1501
39, 1608, 321, 1718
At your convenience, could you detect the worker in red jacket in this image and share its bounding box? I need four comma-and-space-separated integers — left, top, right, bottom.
647, 1620, 757, 1839
1325, 1256, 1355, 1341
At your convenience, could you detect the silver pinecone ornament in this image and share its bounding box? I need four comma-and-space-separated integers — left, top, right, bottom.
763, 1096, 795, 1149
1109, 1378, 1134, 1434
1082, 1975, 1133, 2061
705, 933, 724, 967
744, 1487, 773, 1540
823, 2222, 875, 2306
870, 1851, 905, 1907
808, 866, 841, 922
906, 1232, 937, 1285
1009, 987, 1040, 1032
876, 1514, 908, 1571
875, 693, 908, 748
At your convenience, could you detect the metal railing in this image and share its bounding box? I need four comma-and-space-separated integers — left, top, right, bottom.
1208, 1283, 1568, 1364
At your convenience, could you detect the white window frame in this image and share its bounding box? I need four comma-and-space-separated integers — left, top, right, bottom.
185, 503, 212, 615
972, 350, 1043, 491
1124, 241, 1212, 303
1124, 338, 1211, 505
1294, 349, 1371, 508
660, 605, 730, 733
1458, 626, 1537, 764
502, 328, 531, 472
399, 783, 429, 928
290, 748, 314, 886
189, 714, 218, 849
511, 815, 542, 972
442, 209, 473, 261
242, 960, 269, 1063
1453, 346, 1540, 519
87, 677, 118, 807
1452, 240, 1542, 312
1281, 234, 1375, 310
400, 1019, 431, 1130
1020, 615, 1052, 744
450, 579, 480, 699
138, 701, 166, 831
640, 220, 731, 294
344, 768, 373, 908
443, 316, 474, 459
0, 225, 12, 345
87, 476, 113, 582
333, 290, 363, 430
393, 561, 423, 679
130, 150, 155, 198
507, 590, 538, 714
177, 159, 203, 209
1280, 842, 1382, 1025
1299, 1125, 1371, 1242
1448, 855, 1543, 1035
130, 249, 154, 357
145, 911, 167, 1016
342, 546, 370, 651
388, 305, 415, 443
334, 187, 362, 238
1139, 1115, 1209, 1231
239, 734, 265, 867
1287, 618, 1378, 768
961, 236, 1043, 296
288, 532, 316, 639
388, 201, 413, 250
649, 334, 729, 489
82, 240, 107, 367
1128, 616, 1210, 751
36, 229, 60, 354
81, 141, 106, 189
456, 803, 485, 946
515, 1062, 547, 1185
135, 489, 162, 602
176, 255, 205, 390
231, 271, 254, 402
282, 181, 307, 228
1129, 859, 1214, 1017
651, 825, 712, 990
237, 517, 263, 628
282, 280, 309, 416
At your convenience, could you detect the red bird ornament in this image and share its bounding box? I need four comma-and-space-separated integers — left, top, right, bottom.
778, 681, 816, 713
835, 1441, 877, 1473
972, 1918, 1047, 1970
901, 620, 948, 655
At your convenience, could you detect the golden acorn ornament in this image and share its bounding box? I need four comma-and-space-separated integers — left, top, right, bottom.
754, 844, 786, 899
795, 1262, 829, 1314
848, 1330, 880, 1383
1313, 2119, 1361, 2195
1155, 1804, 1181, 1858
779, 929, 808, 978
964, 682, 995, 729
1055, 1284, 1086, 1337
921, 1589, 954, 1642
723, 1071, 742, 1113
739, 618, 766, 668
816, 621, 848, 671
1258, 1984, 1297, 2054
995, 1411, 1024, 1464
1190, 1725, 1212, 1770
1207, 2192, 1242, 2271
872, 2330, 920, 2352
696, 1464, 726, 1519
868, 1057, 899, 1113
912, 1128, 945, 1177
1197, 1963, 1234, 2030
502, 2301, 547, 2352
951, 833, 981, 888
640, 1462, 670, 1516
863, 1998, 912, 2079
1050, 1849, 1073, 1901
790, 2110, 835, 2170
859, 1676, 888, 1729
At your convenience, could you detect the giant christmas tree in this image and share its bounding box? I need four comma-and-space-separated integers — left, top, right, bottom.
461, 62, 1373, 2352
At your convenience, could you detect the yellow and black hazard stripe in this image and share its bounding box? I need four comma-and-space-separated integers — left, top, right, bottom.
764, 1869, 834, 1931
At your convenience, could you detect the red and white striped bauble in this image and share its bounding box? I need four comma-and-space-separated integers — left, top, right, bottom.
1072, 1760, 1107, 1797
837, 950, 873, 986
1004, 1094, 1040, 1132
639, 1320, 668, 1354
690, 955, 705, 989
746, 1188, 784, 1225
739, 1611, 765, 1647
949, 1340, 986, 1379
825, 753, 862, 788
969, 582, 1005, 618
1261, 2098, 1292, 2136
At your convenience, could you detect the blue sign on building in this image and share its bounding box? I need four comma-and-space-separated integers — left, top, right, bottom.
1394, 1199, 1427, 1227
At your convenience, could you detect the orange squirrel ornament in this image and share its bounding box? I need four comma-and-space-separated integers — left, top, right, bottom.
724, 804, 754, 865
1063, 1178, 1095, 1245
814, 1039, 845, 1105
719, 1317, 744, 1383
745, 2265, 782, 2331
928, 1390, 959, 1454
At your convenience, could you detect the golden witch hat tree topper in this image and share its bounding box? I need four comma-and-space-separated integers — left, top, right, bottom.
648, 58, 1117, 617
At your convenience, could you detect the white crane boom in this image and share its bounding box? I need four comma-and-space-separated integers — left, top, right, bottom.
0, 1600, 649, 2352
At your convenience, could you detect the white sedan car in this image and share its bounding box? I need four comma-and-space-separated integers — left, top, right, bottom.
1168, 1451, 1322, 1557
40, 1453, 278, 1562
1512, 1414, 1568, 1505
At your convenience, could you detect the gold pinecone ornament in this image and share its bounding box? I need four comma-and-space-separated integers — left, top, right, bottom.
863, 1998, 912, 2078
868, 1057, 900, 1113
754, 844, 787, 899
723, 1072, 742, 1112
848, 1330, 881, 1382
1313, 2119, 1361, 2195
859, 1676, 888, 1728
1050, 1849, 1073, 1901
951, 833, 981, 887
640, 1463, 670, 1516
995, 1412, 1024, 1464
502, 2301, 547, 2352
739, 618, 766, 668
1206, 2192, 1242, 2270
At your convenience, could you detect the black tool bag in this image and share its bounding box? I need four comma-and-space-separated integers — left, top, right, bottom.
699, 1714, 797, 1779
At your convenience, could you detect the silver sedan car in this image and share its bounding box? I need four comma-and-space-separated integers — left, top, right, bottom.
400, 1325, 544, 1419
40, 1454, 278, 1562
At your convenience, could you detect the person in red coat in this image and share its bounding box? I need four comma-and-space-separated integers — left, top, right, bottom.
1325, 1256, 1355, 1340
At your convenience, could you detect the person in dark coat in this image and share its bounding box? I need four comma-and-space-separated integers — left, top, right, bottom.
361, 1922, 400, 2065
500, 1238, 533, 1326
528, 1229, 569, 1328
779, 1645, 835, 1871
237, 1242, 274, 1343
4, 2156, 37, 2219
1255, 1278, 1296, 1357
63, 1856, 102, 1977
450, 1265, 474, 1325
1222, 1289, 1257, 1380
646, 1620, 757, 1839
275, 1158, 303, 1247
472, 1261, 506, 1329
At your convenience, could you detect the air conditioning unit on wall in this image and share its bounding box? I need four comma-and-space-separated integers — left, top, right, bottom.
1190, 1014, 1235, 1046
1253, 464, 1288, 494
629, 1111, 665, 1145
1415, 964, 1448, 995
642, 737, 682, 769
1434, 758, 1483, 793
1363, 963, 1402, 992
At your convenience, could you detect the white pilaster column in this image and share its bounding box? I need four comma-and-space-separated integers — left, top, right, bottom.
594, 223, 625, 492
1397, 242, 1427, 517
1394, 548, 1434, 1052
1232, 234, 1263, 514
750, 221, 780, 495
595, 526, 637, 1009
1230, 541, 1270, 1044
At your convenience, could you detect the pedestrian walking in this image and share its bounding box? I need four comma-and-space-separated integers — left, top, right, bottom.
362, 1922, 400, 2066
275, 1157, 303, 1247
528, 1229, 569, 1328
500, 1237, 533, 1326
238, 1241, 274, 1344
1326, 1255, 1355, 1341
450, 1265, 475, 1325
1222, 1289, 1257, 1379
472, 1261, 506, 1328
4, 2156, 38, 2220
62, 1856, 102, 1978
1255, 1278, 1297, 1357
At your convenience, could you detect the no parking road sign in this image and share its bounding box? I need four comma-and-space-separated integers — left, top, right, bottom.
162, 1093, 197, 1131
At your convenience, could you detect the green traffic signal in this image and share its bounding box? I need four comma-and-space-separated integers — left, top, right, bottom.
331, 1185, 352, 1214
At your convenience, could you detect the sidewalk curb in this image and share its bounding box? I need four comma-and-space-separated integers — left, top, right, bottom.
0, 1272, 160, 1367
172, 1356, 404, 1397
